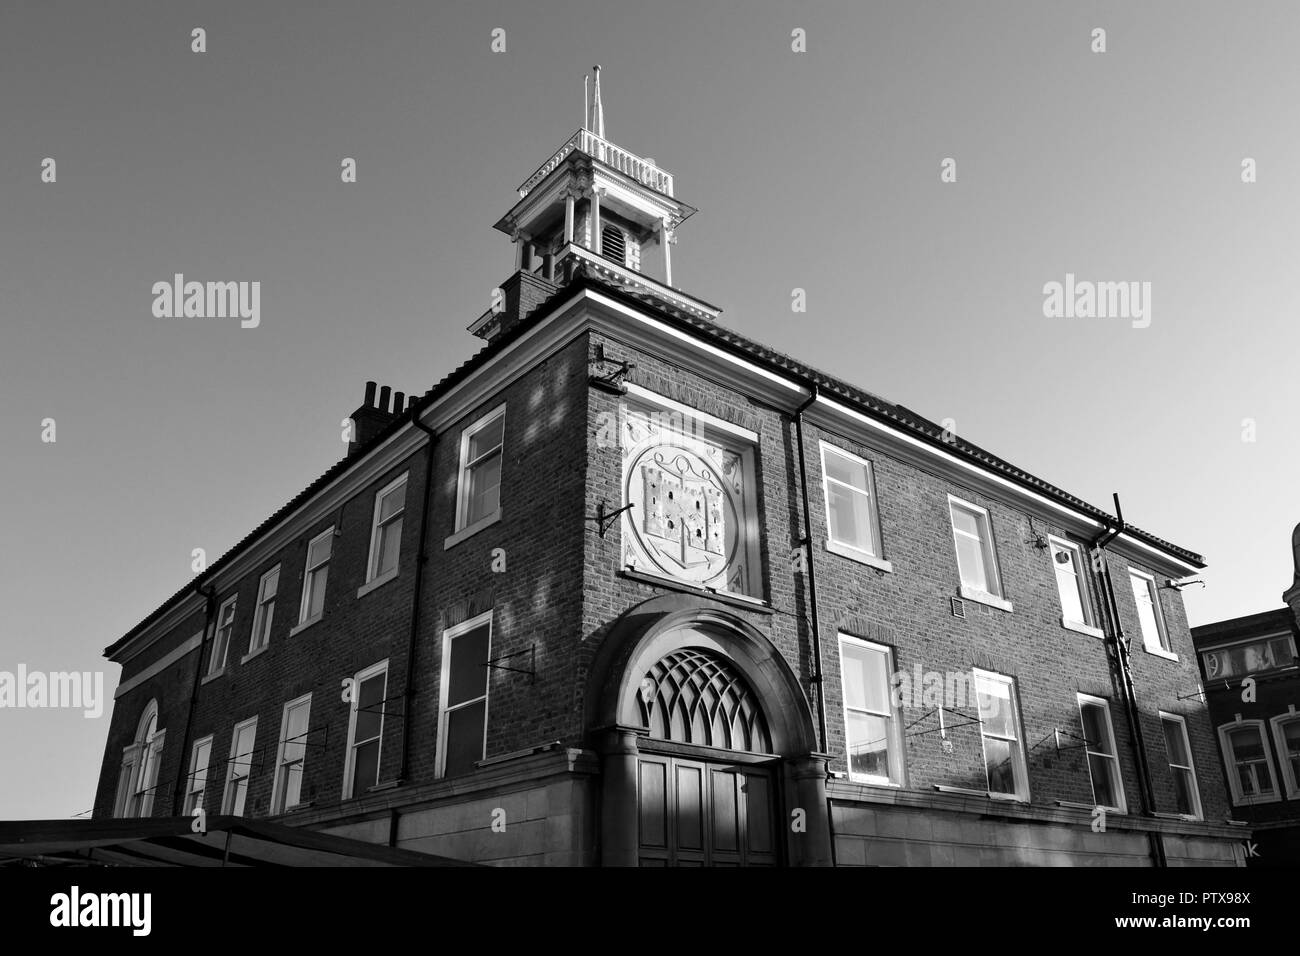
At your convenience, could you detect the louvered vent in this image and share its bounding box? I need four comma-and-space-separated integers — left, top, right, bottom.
601, 225, 626, 265
951, 596, 966, 618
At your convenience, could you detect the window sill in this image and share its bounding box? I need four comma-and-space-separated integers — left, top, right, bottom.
934, 785, 1029, 804
1062, 618, 1104, 639
846, 774, 902, 789
1232, 793, 1281, 806
1142, 643, 1179, 662
200, 668, 228, 686
240, 645, 269, 665
825, 540, 893, 573
1153, 810, 1202, 822
444, 511, 501, 550
356, 568, 399, 599
959, 585, 1013, 613
289, 615, 322, 638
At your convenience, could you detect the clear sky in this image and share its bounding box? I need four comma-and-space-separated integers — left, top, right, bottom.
3, 0, 1298, 819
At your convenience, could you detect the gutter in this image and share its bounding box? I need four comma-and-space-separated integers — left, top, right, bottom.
1090, 493, 1166, 867
171, 580, 216, 815
793, 384, 828, 754
396, 414, 437, 788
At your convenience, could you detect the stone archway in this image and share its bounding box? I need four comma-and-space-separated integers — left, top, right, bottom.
586, 595, 831, 867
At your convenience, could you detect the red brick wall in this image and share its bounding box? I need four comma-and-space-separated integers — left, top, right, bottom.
580, 328, 1230, 825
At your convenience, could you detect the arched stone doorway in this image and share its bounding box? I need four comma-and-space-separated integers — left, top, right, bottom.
586, 595, 832, 867
635, 645, 779, 866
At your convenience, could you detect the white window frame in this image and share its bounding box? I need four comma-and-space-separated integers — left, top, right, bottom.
246, 564, 280, 658
222, 716, 258, 816
1158, 712, 1203, 820
1217, 717, 1280, 806
972, 668, 1029, 801
1201, 631, 1298, 681
1077, 694, 1126, 813
270, 694, 312, 814
948, 496, 1012, 611
453, 404, 506, 537
116, 700, 164, 818
1049, 535, 1101, 637
296, 527, 334, 629
837, 634, 903, 786
342, 660, 389, 799
183, 735, 213, 817
206, 595, 238, 677
820, 442, 891, 572
1129, 568, 1175, 659
436, 611, 493, 779
361, 474, 407, 593
1270, 708, 1300, 800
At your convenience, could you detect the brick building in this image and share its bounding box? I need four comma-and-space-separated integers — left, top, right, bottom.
1189, 527, 1300, 866
95, 73, 1244, 866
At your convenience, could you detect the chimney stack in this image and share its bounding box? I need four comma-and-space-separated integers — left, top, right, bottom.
347, 379, 405, 456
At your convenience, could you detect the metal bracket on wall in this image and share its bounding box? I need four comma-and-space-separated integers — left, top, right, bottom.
903, 706, 982, 739
589, 344, 635, 394
484, 645, 536, 683
586, 499, 633, 537
1038, 728, 1095, 754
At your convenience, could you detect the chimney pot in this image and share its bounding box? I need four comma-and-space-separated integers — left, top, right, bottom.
364, 381, 377, 407
393, 391, 405, 414
378, 385, 392, 414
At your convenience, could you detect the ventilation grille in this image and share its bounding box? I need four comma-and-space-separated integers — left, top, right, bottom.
601, 225, 626, 265
951, 596, 966, 618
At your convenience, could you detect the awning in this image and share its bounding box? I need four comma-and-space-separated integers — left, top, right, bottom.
0, 817, 471, 867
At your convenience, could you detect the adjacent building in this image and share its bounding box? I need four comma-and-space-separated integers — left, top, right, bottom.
1190, 532, 1300, 866
94, 73, 1244, 866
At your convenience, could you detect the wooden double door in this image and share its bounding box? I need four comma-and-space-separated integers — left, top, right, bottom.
636, 752, 779, 866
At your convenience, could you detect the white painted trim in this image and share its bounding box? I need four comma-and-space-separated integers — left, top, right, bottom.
1062, 619, 1104, 639
455, 404, 507, 532
623, 382, 759, 442
443, 511, 502, 550
222, 716, 258, 816
948, 495, 1008, 603
971, 668, 1030, 802
297, 526, 334, 626
837, 633, 904, 787
356, 567, 399, 600
113, 632, 203, 699
1218, 717, 1282, 806
270, 693, 312, 815
1128, 568, 1175, 658
207, 595, 238, 677
1269, 709, 1300, 800
825, 540, 894, 573
183, 734, 214, 816
436, 611, 493, 779
819, 441, 885, 562
1076, 693, 1127, 814
1158, 711, 1204, 820
366, 472, 409, 584
1047, 534, 1098, 631
247, 563, 281, 657
342, 659, 388, 800
959, 586, 1014, 613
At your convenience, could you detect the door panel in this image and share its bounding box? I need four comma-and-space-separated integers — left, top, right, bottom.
637, 755, 778, 866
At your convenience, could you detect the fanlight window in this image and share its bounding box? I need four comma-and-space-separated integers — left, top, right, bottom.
638, 648, 771, 753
